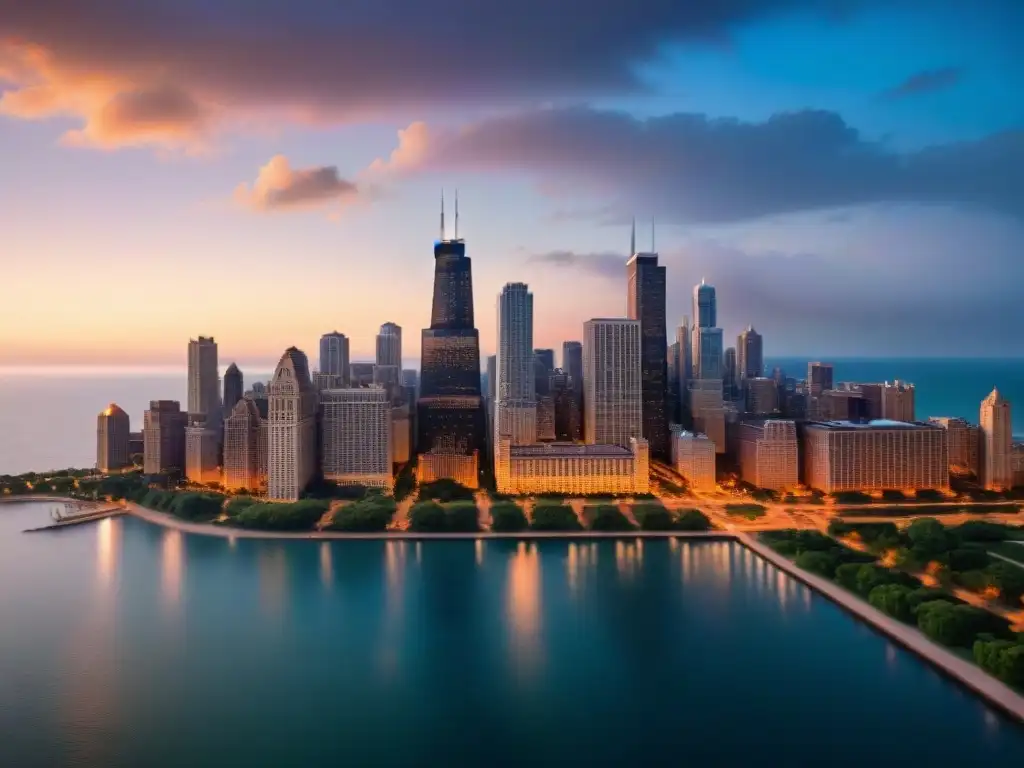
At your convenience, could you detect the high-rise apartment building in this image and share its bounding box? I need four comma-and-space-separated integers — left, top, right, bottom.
980, 388, 1013, 491
745, 377, 779, 415
627, 252, 668, 457
321, 387, 393, 490
693, 280, 716, 328
928, 417, 980, 476
582, 319, 641, 447
350, 362, 375, 388
223, 398, 267, 491
858, 383, 884, 420
550, 368, 581, 441
391, 404, 412, 465
737, 326, 763, 380
187, 336, 220, 426
738, 420, 799, 491
674, 318, 692, 425
185, 413, 220, 485
417, 204, 485, 473
802, 420, 948, 493
223, 363, 243, 415
807, 362, 834, 396
562, 341, 584, 439
723, 346, 738, 401
143, 400, 187, 475
881, 381, 915, 422
533, 349, 555, 379
694, 327, 724, 381
319, 332, 350, 386
495, 283, 537, 446
376, 322, 402, 368
96, 403, 130, 473
268, 347, 317, 501
689, 379, 726, 454
670, 428, 716, 491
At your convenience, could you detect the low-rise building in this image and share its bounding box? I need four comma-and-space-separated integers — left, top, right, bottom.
928, 417, 980, 476
802, 419, 948, 493
744, 377, 778, 415
495, 437, 649, 496
1012, 443, 1024, 488
417, 449, 479, 489
669, 429, 716, 492
738, 419, 799, 491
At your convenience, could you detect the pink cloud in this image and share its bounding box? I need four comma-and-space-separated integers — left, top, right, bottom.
235, 155, 359, 212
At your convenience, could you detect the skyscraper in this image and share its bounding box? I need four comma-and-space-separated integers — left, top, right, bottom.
694, 327, 724, 380
551, 368, 581, 441
268, 347, 317, 501
533, 349, 555, 379
187, 336, 220, 424
562, 340, 584, 437
693, 280, 716, 328
185, 413, 220, 485
737, 326, 763, 380
321, 388, 393, 490
96, 403, 130, 473
223, 363, 244, 415
627, 249, 669, 457
417, 196, 485, 470
723, 346, 738, 401
881, 380, 915, 422
319, 332, 350, 386
495, 282, 537, 445
808, 362, 834, 396
376, 322, 402, 368
583, 319, 642, 447
223, 398, 266, 492
980, 388, 1013, 491
143, 400, 187, 475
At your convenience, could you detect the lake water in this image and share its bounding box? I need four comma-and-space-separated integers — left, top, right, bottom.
1, 501, 1022, 767
1, 358, 1021, 475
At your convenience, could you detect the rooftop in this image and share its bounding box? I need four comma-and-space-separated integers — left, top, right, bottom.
511, 442, 633, 458
806, 419, 940, 431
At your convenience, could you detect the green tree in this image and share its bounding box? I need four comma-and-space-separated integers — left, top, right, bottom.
953, 520, 1011, 542
444, 501, 480, 533
974, 640, 1024, 687
854, 564, 896, 597
633, 503, 675, 531
794, 550, 839, 578
915, 600, 1009, 647
408, 501, 447, 532
983, 562, 1024, 606
946, 546, 991, 572
906, 518, 955, 561
417, 479, 475, 503
587, 504, 635, 532
490, 502, 528, 533
234, 500, 328, 531
674, 509, 712, 532
225, 496, 258, 518
530, 504, 582, 532
834, 563, 863, 592
329, 496, 396, 532
868, 584, 914, 622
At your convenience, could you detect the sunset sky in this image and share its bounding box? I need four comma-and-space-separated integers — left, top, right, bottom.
2, 1, 1022, 369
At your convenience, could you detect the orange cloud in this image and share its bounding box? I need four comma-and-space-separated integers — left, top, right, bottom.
234, 155, 359, 212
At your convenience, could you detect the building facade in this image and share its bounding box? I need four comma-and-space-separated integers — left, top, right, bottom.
980, 388, 1013, 491
321, 387, 393, 490
495, 437, 649, 495
223, 398, 266, 492
670, 429, 716, 491
551, 369, 581, 441
745, 377, 779, 415
928, 417, 980, 476
143, 400, 187, 475
417, 448, 479, 489
737, 326, 763, 380
185, 414, 220, 485
319, 332, 350, 386
582, 319, 642, 448
738, 420, 799, 491
223, 363, 243, 416
96, 403, 131, 473
376, 322, 402, 368
495, 282, 537, 445
268, 347, 318, 501
689, 379, 726, 454
881, 381, 915, 422
802, 420, 948, 493
627, 253, 668, 457
807, 362, 834, 396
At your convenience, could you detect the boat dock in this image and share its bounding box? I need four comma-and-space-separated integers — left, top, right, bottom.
22, 503, 126, 533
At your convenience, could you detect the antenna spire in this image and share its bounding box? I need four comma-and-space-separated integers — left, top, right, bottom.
440, 188, 445, 240
455, 188, 459, 240
651, 215, 656, 252
630, 216, 636, 255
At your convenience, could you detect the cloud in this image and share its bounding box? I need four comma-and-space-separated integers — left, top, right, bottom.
527, 206, 1024, 355
234, 155, 358, 211
881, 67, 962, 100
370, 107, 1024, 223
0, 0, 881, 148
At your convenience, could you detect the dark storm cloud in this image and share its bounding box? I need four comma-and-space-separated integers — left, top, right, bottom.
381, 108, 1024, 223
881, 67, 963, 99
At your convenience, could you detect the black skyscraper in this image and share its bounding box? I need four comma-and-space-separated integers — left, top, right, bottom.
627, 251, 669, 458
223, 363, 243, 415
418, 201, 484, 459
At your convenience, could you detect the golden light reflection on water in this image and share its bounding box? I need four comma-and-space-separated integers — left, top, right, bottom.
615, 540, 643, 580
257, 546, 288, 618
160, 530, 183, 606
475, 539, 485, 566
567, 542, 579, 593
507, 541, 542, 676
385, 540, 407, 625
96, 517, 120, 589
320, 542, 333, 590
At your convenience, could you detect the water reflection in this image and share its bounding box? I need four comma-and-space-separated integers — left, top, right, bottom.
320, 542, 333, 590
475, 539, 485, 566
96, 516, 121, 589
385, 540, 406, 621
507, 541, 542, 676
257, 546, 288, 619
161, 530, 183, 606
615, 540, 643, 580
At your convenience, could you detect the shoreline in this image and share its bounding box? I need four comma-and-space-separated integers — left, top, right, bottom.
741, 533, 1024, 725
8, 496, 1024, 722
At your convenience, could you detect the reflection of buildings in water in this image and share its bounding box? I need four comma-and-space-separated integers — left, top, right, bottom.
886, 643, 897, 669
567, 542, 579, 593
615, 539, 643, 580
680, 541, 694, 584
257, 546, 288, 618
415, 541, 422, 565
777, 567, 788, 611
320, 542, 333, 590
507, 541, 542, 676
96, 517, 121, 589
385, 540, 407, 617
803, 584, 811, 610
161, 529, 184, 606
228, 534, 237, 550
668, 536, 678, 552
475, 539, 485, 567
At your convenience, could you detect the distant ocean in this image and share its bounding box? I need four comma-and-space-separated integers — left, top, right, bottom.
0, 358, 1020, 475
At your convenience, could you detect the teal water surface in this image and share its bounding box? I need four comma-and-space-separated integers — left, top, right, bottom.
1, 501, 1023, 767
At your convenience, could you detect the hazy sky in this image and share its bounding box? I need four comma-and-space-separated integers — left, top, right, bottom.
1, 0, 1022, 369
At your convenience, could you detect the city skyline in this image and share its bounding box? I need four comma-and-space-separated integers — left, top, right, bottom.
2, 2, 1023, 366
